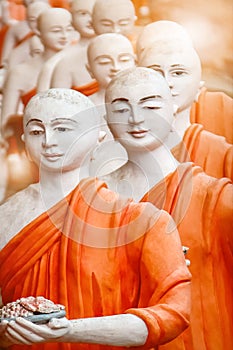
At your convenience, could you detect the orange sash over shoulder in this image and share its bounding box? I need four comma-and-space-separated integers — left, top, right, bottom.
190, 87, 233, 144
16, 31, 34, 47
21, 87, 37, 107
0, 178, 191, 350
0, 25, 10, 63
142, 163, 233, 350
172, 123, 233, 181
72, 80, 99, 96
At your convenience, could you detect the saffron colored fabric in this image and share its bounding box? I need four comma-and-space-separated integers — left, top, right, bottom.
0, 178, 191, 350
72, 80, 99, 96
141, 163, 233, 350
172, 123, 233, 181
190, 87, 233, 144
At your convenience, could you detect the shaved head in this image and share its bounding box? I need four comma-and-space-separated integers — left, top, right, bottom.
136, 20, 193, 58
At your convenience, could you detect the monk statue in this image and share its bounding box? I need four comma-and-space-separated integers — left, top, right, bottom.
0, 88, 191, 349
50, 0, 97, 95
103, 66, 233, 350
6, 1, 51, 70
137, 20, 233, 144
86, 32, 136, 176
1, 6, 74, 134
92, 0, 140, 49
0, 0, 49, 68
0, 7, 74, 201
138, 38, 233, 181
87, 33, 136, 111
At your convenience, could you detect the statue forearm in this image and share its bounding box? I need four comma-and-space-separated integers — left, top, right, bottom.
62, 314, 148, 346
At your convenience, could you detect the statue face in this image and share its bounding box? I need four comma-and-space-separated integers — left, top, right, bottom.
24, 98, 99, 172
92, 0, 135, 36
139, 47, 202, 113
71, 0, 95, 38
38, 9, 74, 52
88, 34, 135, 88
105, 70, 173, 152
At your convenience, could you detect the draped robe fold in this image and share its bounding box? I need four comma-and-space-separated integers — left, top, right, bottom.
0, 178, 191, 350
141, 163, 233, 350
71, 81, 99, 97
172, 123, 233, 181
190, 87, 233, 144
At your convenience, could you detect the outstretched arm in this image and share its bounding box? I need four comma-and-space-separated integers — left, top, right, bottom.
2, 314, 148, 347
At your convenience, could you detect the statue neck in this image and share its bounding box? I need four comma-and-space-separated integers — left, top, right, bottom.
172, 107, 191, 139
127, 144, 179, 187
38, 161, 91, 210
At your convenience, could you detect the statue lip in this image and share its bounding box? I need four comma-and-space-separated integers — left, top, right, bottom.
42, 153, 63, 159
128, 128, 149, 138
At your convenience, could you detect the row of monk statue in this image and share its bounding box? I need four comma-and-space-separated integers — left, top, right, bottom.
0, 1, 232, 349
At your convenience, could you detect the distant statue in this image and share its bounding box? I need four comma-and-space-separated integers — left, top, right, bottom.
138, 37, 233, 181
6, 1, 50, 70
86, 32, 136, 176
50, 0, 97, 95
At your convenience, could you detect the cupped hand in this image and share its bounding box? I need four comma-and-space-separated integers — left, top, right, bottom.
4, 317, 71, 345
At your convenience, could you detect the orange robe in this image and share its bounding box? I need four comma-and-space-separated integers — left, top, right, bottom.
0, 178, 191, 350
172, 123, 233, 181
190, 87, 233, 144
141, 163, 233, 350
72, 80, 99, 96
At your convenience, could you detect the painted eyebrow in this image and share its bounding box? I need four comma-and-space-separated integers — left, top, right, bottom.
147, 64, 161, 68
26, 118, 78, 127
139, 95, 162, 102
111, 97, 129, 104
26, 118, 43, 126
50, 118, 78, 124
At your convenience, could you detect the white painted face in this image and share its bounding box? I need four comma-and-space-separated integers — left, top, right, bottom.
92, 0, 135, 36
23, 90, 99, 173
87, 33, 136, 88
105, 67, 174, 153
139, 44, 202, 112
38, 8, 74, 52
71, 0, 96, 38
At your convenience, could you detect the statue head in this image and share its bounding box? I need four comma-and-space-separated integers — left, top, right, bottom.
22, 88, 99, 172
36, 8, 74, 52
71, 0, 96, 38
139, 39, 202, 113
92, 0, 136, 36
105, 67, 174, 153
87, 33, 136, 89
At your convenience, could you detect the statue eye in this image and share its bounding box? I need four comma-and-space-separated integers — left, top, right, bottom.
29, 130, 44, 136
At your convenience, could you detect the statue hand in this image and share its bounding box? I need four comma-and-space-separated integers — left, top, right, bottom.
4, 317, 71, 345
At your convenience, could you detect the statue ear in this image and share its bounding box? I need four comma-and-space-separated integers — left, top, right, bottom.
86, 63, 94, 79
21, 134, 25, 142
195, 80, 205, 102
